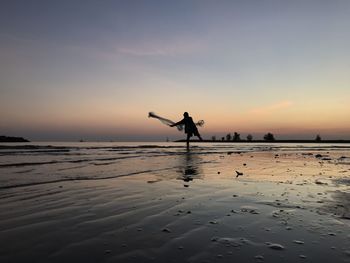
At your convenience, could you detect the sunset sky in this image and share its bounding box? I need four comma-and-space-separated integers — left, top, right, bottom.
1, 0, 349, 141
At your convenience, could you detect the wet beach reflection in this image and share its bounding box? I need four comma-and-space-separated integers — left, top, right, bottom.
177, 150, 203, 186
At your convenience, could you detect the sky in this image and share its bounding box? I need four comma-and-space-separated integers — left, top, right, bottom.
1, 0, 349, 141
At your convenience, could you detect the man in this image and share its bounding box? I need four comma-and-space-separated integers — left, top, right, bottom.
170, 112, 203, 149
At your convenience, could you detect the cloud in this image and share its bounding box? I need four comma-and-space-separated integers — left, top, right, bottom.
117, 37, 204, 57
118, 47, 176, 56
249, 100, 293, 115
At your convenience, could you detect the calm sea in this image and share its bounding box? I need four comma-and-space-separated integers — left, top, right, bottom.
1, 142, 349, 189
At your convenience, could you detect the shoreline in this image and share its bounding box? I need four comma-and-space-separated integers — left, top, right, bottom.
176, 139, 350, 143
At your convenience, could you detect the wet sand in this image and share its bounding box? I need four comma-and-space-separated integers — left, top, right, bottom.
0, 149, 350, 262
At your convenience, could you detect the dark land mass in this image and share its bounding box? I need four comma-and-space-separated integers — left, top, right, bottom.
176, 139, 350, 143
0, 136, 30, 143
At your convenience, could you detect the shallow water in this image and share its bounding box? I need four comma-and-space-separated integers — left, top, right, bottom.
1, 142, 350, 189
0, 142, 350, 262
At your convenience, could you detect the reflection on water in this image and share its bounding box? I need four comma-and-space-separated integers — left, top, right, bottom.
2, 141, 350, 189
177, 151, 203, 186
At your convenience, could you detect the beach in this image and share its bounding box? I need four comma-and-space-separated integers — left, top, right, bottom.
0, 142, 349, 262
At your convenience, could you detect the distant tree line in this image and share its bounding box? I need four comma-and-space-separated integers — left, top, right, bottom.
263, 132, 275, 141
210, 133, 323, 142
211, 132, 274, 142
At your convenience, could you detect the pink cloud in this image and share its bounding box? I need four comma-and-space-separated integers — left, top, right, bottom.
117, 37, 205, 57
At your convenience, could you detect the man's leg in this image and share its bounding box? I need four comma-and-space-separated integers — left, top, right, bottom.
186, 134, 190, 149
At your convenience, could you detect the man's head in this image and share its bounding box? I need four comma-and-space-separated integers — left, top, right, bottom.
183, 112, 189, 118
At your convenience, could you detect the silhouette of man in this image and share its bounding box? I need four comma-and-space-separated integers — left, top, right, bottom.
170, 112, 203, 149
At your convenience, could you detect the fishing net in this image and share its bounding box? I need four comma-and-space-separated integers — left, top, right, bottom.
148, 112, 204, 131
196, 120, 205, 127
148, 112, 183, 131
